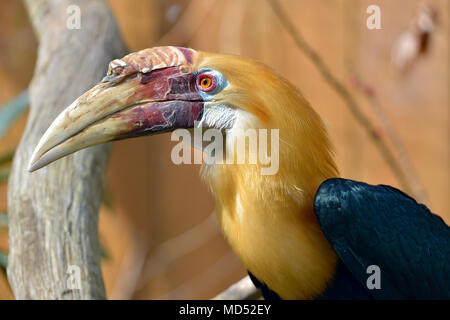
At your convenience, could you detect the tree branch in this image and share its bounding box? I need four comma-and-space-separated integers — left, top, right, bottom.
7, 0, 126, 299
212, 275, 261, 300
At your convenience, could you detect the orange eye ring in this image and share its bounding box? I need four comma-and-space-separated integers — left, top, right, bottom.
197, 74, 216, 92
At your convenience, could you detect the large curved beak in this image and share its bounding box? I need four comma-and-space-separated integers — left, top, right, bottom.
28, 47, 203, 172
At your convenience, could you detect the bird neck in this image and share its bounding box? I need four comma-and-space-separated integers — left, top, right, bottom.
201, 150, 339, 299
200, 92, 340, 298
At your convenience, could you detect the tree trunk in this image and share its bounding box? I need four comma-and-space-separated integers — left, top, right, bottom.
7, 0, 127, 299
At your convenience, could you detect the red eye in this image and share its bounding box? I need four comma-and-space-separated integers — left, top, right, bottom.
197, 74, 216, 92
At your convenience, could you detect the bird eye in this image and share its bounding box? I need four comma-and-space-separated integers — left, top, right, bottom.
196, 74, 217, 92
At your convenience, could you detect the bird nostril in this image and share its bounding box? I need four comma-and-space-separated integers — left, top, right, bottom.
112, 66, 124, 76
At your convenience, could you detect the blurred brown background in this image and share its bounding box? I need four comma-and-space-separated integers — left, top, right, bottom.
0, 0, 448, 299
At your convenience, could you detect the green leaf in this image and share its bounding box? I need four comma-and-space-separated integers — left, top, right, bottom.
0, 214, 7, 228
100, 241, 110, 261
0, 252, 7, 270
0, 167, 10, 183
0, 89, 29, 140
0, 150, 14, 166
101, 182, 115, 210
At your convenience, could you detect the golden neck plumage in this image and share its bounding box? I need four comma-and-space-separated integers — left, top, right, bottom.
203, 156, 338, 300
200, 75, 339, 299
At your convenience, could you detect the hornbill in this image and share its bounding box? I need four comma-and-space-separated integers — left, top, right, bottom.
28, 46, 449, 300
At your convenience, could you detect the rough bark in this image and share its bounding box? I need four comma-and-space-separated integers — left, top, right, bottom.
7, 0, 127, 299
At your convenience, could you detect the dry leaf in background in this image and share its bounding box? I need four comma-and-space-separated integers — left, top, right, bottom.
391, 2, 438, 72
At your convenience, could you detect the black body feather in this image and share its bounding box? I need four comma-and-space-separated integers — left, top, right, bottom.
250, 178, 450, 300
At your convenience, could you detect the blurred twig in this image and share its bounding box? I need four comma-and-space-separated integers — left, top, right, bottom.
156, 0, 217, 46
0, 90, 29, 140
218, 0, 248, 55
138, 212, 219, 289
349, 74, 427, 202
109, 230, 150, 300
268, 0, 422, 199
111, 212, 219, 299
213, 275, 261, 300
159, 251, 242, 299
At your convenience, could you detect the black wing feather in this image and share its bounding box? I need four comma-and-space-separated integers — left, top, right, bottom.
314, 178, 450, 299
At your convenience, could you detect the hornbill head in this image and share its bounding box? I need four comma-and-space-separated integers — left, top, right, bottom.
28, 46, 340, 299
29, 46, 258, 171
29, 46, 335, 178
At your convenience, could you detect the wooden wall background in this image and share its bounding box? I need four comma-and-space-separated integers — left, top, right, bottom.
0, 0, 448, 299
